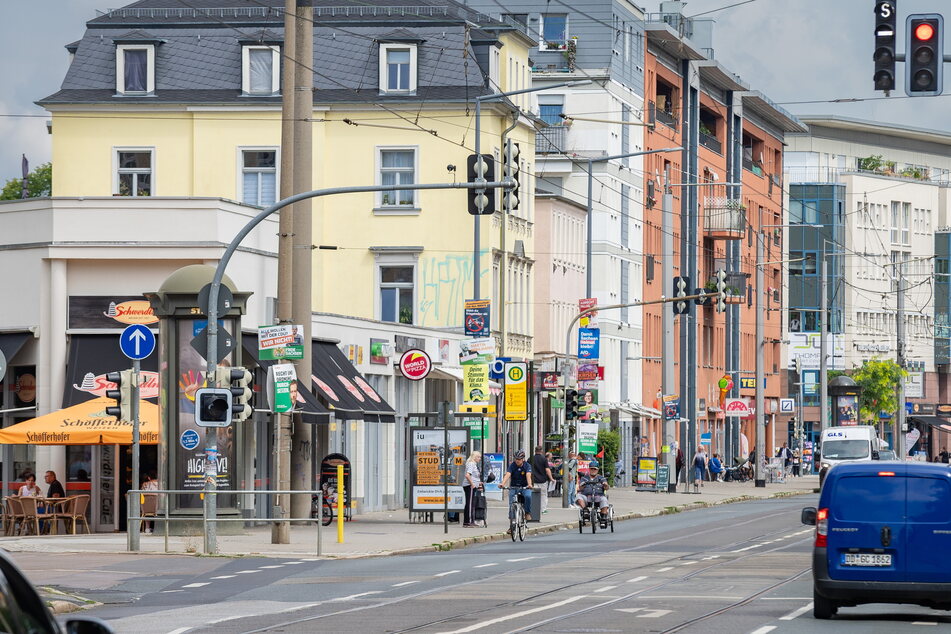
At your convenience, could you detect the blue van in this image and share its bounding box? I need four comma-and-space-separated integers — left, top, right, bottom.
802, 461, 951, 619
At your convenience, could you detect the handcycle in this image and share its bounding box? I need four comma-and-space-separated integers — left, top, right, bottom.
501, 486, 529, 542
577, 494, 614, 534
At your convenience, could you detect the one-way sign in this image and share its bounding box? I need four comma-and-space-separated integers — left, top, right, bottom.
119, 324, 156, 360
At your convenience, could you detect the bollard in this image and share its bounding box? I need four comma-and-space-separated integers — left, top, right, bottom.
337, 463, 345, 543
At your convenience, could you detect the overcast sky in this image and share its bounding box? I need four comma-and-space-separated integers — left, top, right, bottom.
2, 0, 950, 184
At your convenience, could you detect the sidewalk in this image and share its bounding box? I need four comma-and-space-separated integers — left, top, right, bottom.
0, 476, 818, 559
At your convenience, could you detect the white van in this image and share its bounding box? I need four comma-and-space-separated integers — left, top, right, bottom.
818, 425, 890, 485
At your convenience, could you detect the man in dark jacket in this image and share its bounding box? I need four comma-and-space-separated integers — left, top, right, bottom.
530, 446, 552, 514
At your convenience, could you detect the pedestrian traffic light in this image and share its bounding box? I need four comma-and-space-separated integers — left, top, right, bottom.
873, 1, 897, 92
105, 369, 133, 421
217, 367, 253, 422
672, 276, 689, 315
194, 388, 232, 427
715, 269, 727, 313
502, 139, 520, 212
466, 153, 495, 215
565, 388, 580, 420
906, 14, 943, 96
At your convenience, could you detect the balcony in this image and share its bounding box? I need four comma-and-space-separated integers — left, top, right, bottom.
649, 101, 677, 131
699, 131, 721, 154
703, 197, 746, 240
536, 126, 567, 154
704, 272, 747, 306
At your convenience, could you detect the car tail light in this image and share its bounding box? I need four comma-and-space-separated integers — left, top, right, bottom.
878, 471, 895, 476
815, 507, 829, 547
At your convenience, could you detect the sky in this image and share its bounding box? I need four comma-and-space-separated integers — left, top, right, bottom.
1, 0, 950, 184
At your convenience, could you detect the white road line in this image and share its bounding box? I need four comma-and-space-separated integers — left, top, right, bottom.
160, 590, 184, 594
911, 622, 937, 626
506, 557, 535, 562
210, 575, 235, 579
284, 561, 305, 565
437, 595, 585, 634
702, 555, 721, 560
434, 570, 460, 577
335, 591, 383, 601
731, 544, 763, 553
594, 585, 617, 593
474, 563, 497, 568
656, 566, 674, 572
259, 565, 284, 569
392, 581, 420, 587
181, 582, 210, 588
760, 597, 812, 600
779, 603, 813, 620
626, 576, 647, 583
680, 561, 697, 566
299, 558, 321, 561
235, 570, 260, 574
749, 627, 776, 634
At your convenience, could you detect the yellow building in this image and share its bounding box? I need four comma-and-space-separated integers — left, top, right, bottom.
42, 2, 537, 358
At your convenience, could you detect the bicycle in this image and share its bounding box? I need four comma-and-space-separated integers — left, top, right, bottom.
502, 486, 528, 542
310, 486, 351, 526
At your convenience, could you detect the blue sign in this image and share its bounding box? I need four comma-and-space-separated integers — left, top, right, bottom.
180, 429, 200, 451
464, 299, 491, 338
700, 432, 712, 446
119, 324, 156, 360
578, 328, 600, 360
489, 357, 511, 381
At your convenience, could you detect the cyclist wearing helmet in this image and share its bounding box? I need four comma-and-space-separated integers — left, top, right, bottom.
576, 460, 609, 517
500, 450, 534, 521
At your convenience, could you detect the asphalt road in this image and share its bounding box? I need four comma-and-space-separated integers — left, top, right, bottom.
13, 495, 951, 633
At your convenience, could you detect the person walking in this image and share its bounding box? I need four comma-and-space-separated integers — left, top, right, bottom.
530, 446, 552, 515
463, 451, 483, 527
565, 451, 579, 507
692, 448, 707, 491
675, 446, 685, 485
791, 450, 801, 477
776, 443, 792, 475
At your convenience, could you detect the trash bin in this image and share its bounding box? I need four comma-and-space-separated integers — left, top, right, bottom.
526, 487, 543, 522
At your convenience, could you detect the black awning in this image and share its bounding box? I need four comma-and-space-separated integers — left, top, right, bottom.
63, 334, 158, 407
242, 340, 332, 424
317, 341, 396, 422
909, 416, 951, 432
312, 342, 365, 420
0, 332, 29, 365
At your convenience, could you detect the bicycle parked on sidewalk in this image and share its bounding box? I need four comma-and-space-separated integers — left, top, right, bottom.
502, 486, 528, 542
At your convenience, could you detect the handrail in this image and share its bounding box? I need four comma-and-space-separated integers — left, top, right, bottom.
125, 489, 323, 555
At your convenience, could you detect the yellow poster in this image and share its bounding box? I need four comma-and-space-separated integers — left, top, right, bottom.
463, 363, 489, 404
504, 361, 528, 421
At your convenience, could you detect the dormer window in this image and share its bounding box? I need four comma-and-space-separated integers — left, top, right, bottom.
116, 44, 154, 94
242, 45, 280, 95
379, 43, 417, 93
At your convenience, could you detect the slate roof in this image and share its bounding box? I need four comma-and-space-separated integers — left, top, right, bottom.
40, 1, 511, 106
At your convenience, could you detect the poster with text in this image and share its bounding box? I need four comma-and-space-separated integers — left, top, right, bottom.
409, 427, 469, 512
577, 422, 599, 454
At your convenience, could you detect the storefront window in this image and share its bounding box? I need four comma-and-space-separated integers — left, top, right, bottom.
13, 445, 34, 481
67, 445, 92, 481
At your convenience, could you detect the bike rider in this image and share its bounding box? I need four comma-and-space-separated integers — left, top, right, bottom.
576, 460, 609, 518
500, 450, 534, 526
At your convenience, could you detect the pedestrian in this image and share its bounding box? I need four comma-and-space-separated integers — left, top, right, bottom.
939, 446, 950, 464
776, 442, 792, 474
463, 451, 482, 527
545, 451, 558, 497
792, 450, 801, 477
531, 446, 552, 515
675, 447, 685, 484
692, 448, 706, 490
565, 451, 579, 507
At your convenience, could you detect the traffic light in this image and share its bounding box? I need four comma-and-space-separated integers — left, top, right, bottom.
466, 153, 495, 215
906, 14, 943, 96
502, 139, 520, 212
105, 369, 133, 421
715, 269, 727, 313
793, 356, 802, 375
194, 388, 232, 427
873, 1, 897, 92
217, 367, 253, 422
672, 276, 689, 315
565, 388, 580, 420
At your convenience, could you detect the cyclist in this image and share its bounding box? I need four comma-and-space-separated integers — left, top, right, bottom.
576, 460, 609, 518
500, 450, 534, 527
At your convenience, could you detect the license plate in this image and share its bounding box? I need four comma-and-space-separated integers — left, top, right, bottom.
842, 553, 892, 567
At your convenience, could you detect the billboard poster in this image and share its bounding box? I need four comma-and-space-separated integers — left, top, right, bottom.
577, 422, 599, 454
483, 453, 504, 499
788, 332, 845, 371
461, 417, 486, 440
409, 427, 469, 511
579, 389, 599, 420
267, 363, 297, 413
835, 395, 858, 426
464, 299, 491, 338
258, 324, 304, 360
577, 363, 599, 381
579, 297, 599, 329
578, 328, 600, 360
463, 363, 489, 404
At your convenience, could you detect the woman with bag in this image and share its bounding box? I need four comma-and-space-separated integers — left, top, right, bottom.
463, 451, 483, 527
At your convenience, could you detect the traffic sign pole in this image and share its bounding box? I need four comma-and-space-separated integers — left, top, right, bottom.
128, 358, 142, 552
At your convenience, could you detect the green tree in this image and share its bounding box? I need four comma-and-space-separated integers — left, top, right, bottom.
0, 162, 52, 200
597, 429, 620, 485
852, 359, 906, 423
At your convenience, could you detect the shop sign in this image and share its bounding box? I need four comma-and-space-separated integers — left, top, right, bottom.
14, 368, 36, 407
258, 325, 304, 360
906, 371, 924, 399
539, 371, 560, 390
504, 362, 528, 421
577, 422, 598, 454
909, 402, 935, 415
68, 296, 158, 329
399, 349, 432, 381
937, 403, 951, 418
724, 398, 752, 417
370, 338, 391, 365
788, 333, 845, 371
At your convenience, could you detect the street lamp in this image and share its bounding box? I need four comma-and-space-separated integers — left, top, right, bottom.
471, 80, 592, 300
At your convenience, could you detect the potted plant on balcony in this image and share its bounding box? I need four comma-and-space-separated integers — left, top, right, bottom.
563, 37, 577, 71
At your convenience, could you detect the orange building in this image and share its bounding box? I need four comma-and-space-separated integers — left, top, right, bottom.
639, 17, 806, 465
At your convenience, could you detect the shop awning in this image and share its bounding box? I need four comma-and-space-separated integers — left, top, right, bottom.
64, 334, 158, 406
0, 397, 159, 444
314, 341, 396, 422
242, 341, 332, 425
0, 332, 30, 364
909, 416, 951, 433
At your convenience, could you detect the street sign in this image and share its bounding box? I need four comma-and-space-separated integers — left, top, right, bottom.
489, 357, 511, 380
197, 283, 234, 318
119, 324, 156, 360
504, 361, 528, 421
190, 326, 235, 363
180, 429, 201, 450
779, 398, 795, 413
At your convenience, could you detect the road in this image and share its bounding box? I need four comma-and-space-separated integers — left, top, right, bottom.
14, 495, 951, 633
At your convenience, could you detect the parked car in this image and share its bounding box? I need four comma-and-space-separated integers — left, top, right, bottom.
802, 461, 951, 619
877, 449, 898, 461
0, 550, 112, 633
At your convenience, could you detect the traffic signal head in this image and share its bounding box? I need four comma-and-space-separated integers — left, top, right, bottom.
906, 14, 943, 96
715, 269, 727, 313
503, 139, 520, 212
672, 276, 690, 315
565, 388, 580, 420
105, 369, 133, 421
466, 153, 496, 215
217, 367, 253, 422
194, 388, 232, 427
873, 1, 897, 92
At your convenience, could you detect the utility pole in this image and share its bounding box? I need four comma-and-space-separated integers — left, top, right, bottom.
819, 255, 829, 434
754, 231, 765, 487
291, 0, 314, 522
273, 0, 297, 544
896, 261, 906, 458
661, 167, 676, 490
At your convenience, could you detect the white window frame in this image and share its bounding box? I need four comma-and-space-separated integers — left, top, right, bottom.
379, 43, 417, 93
375, 146, 419, 214
372, 250, 421, 325
113, 147, 155, 197
539, 13, 569, 51
236, 146, 280, 207
115, 44, 155, 94
241, 45, 281, 95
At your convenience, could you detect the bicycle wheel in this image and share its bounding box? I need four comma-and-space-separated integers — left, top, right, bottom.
321, 500, 334, 527
517, 506, 526, 541
591, 508, 597, 534
609, 506, 615, 533
509, 503, 518, 542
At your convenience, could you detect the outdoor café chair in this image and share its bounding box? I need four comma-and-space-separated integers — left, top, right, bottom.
66, 494, 91, 535
18, 497, 55, 536
140, 493, 158, 532
3, 497, 24, 537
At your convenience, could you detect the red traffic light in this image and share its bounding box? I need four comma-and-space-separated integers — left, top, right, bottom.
915, 22, 935, 41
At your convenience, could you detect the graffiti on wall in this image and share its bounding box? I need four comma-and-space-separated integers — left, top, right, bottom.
418, 252, 487, 327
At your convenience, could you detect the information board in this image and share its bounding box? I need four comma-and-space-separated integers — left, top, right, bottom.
656, 464, 670, 492
636, 456, 658, 490
408, 427, 469, 511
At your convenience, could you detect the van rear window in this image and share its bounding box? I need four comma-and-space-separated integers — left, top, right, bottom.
907, 477, 951, 522
832, 476, 904, 522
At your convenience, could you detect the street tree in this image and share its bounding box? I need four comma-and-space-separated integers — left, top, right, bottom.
852, 359, 906, 423
0, 162, 52, 200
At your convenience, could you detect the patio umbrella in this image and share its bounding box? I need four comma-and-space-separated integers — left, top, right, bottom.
0, 397, 159, 445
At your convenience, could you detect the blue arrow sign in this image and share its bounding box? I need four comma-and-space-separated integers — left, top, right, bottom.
120, 324, 156, 360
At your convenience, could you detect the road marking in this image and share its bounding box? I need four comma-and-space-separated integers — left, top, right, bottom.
702, 555, 721, 560
779, 603, 813, 620
434, 570, 460, 577
284, 561, 305, 565
626, 576, 647, 583
299, 558, 321, 561
680, 561, 697, 565
335, 591, 383, 601
235, 570, 260, 574
438, 595, 584, 634
760, 597, 812, 600
614, 608, 671, 617
912, 622, 937, 626
210, 575, 235, 579
594, 585, 617, 593
749, 627, 776, 634
181, 582, 210, 588
656, 566, 674, 572
160, 590, 184, 594
392, 581, 420, 587
506, 557, 535, 562
165, 628, 190, 634
474, 563, 497, 568
731, 544, 764, 553
259, 565, 284, 569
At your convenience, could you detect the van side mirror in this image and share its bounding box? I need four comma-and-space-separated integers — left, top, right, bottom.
872, 450, 880, 460
801, 507, 817, 526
